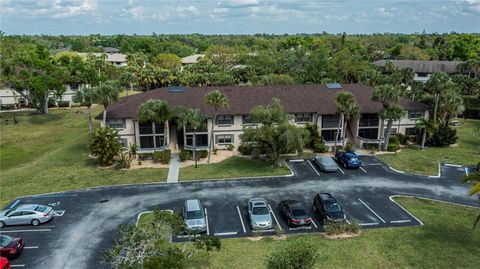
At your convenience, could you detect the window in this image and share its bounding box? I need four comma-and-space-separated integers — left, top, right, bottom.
216, 115, 233, 125
139, 122, 153, 134
383, 128, 397, 136
118, 138, 128, 148
358, 128, 378, 139
408, 110, 424, 119
155, 136, 165, 147
321, 130, 339, 141
243, 115, 254, 124
417, 72, 429, 77
107, 119, 125, 129
295, 113, 312, 123
216, 134, 234, 144
359, 114, 379, 127
405, 127, 417, 136
186, 134, 208, 147
140, 136, 154, 149
155, 123, 165, 134
322, 115, 340, 128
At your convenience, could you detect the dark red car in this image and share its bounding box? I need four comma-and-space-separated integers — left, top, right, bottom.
0, 235, 24, 259
0, 257, 9, 269
278, 200, 312, 227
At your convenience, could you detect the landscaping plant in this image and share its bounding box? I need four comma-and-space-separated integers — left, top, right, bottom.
265, 238, 319, 269
89, 127, 121, 166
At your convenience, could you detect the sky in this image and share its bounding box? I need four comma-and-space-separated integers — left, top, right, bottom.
1, 0, 479, 35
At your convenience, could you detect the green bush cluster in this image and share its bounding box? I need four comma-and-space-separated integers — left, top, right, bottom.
324, 220, 360, 235
387, 136, 400, 152
313, 143, 329, 153
238, 143, 254, 155
305, 123, 322, 148
57, 101, 70, 107
265, 238, 319, 269
152, 150, 171, 164
363, 143, 379, 150
226, 144, 235, 151
344, 141, 354, 152
138, 152, 153, 160
179, 150, 191, 162
199, 150, 208, 158
427, 125, 458, 147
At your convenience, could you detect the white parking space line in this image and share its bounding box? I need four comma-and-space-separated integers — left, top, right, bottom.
360, 167, 367, 173
358, 222, 379, 226
176, 234, 201, 239
358, 199, 386, 223
204, 208, 210, 236
24, 246, 39, 249
214, 231, 238, 236
254, 229, 276, 233
445, 163, 462, 167
10, 265, 25, 268
338, 167, 345, 175
390, 219, 412, 224
289, 159, 304, 163
345, 219, 351, 224
465, 167, 469, 177
0, 229, 52, 233
311, 219, 318, 229
236, 206, 247, 234
53, 210, 65, 216
268, 204, 282, 231
288, 226, 312, 231
307, 160, 320, 176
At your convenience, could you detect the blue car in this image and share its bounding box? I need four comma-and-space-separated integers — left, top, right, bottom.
335, 151, 362, 168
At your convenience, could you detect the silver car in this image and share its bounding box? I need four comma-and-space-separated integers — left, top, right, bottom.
0, 204, 54, 228
248, 198, 272, 229
313, 156, 338, 172
183, 199, 207, 233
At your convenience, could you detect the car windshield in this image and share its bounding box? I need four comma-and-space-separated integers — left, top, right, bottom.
0, 235, 13, 247
252, 206, 269, 215
291, 208, 308, 218
35, 205, 48, 212
326, 202, 342, 213
186, 210, 203, 219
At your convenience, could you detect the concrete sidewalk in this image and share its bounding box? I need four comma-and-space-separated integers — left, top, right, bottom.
167, 153, 180, 183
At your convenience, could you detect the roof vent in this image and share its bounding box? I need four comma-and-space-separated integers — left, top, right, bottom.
168, 86, 186, 93
325, 83, 342, 89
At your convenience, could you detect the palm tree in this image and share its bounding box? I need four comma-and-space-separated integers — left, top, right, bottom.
176, 107, 207, 168
425, 72, 454, 123
94, 80, 121, 127
120, 71, 138, 97
74, 86, 95, 134
379, 104, 406, 151
372, 84, 401, 151
334, 92, 360, 150
441, 90, 464, 126
415, 118, 437, 150
204, 90, 229, 163
463, 171, 480, 229
138, 99, 172, 150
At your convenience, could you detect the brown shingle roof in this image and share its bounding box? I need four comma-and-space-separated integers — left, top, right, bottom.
373, 60, 462, 74
99, 84, 428, 120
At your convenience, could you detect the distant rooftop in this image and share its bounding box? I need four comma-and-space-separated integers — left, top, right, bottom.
181, 54, 204, 64
373, 60, 463, 74
102, 47, 120, 54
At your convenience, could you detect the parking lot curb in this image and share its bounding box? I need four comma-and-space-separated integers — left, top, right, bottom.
392, 195, 480, 209
372, 155, 442, 178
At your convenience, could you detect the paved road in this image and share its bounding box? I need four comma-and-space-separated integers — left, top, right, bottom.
1, 156, 478, 269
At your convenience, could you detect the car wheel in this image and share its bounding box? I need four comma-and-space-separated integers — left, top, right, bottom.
0, 221, 5, 228
31, 219, 40, 226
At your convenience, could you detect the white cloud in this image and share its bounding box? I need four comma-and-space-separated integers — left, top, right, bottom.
377, 7, 394, 18
176, 5, 200, 18
458, 0, 480, 14
1, 0, 98, 19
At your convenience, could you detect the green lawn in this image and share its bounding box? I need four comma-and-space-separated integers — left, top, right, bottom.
378, 119, 480, 175
0, 107, 168, 207
179, 156, 291, 181
183, 197, 480, 269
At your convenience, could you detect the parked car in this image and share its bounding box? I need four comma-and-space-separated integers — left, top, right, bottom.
313, 193, 346, 223
313, 156, 338, 172
248, 198, 272, 229
0, 235, 24, 259
0, 204, 54, 228
183, 199, 207, 233
278, 200, 312, 227
449, 120, 461, 126
335, 151, 362, 168
0, 257, 10, 269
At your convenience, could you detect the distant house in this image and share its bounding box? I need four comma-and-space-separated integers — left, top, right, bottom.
77, 52, 128, 67
102, 47, 120, 54
373, 60, 463, 82
181, 54, 204, 65
0, 88, 28, 109
96, 84, 428, 151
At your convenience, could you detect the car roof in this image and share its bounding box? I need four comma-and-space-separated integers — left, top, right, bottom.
344, 152, 358, 158
315, 156, 336, 163
186, 199, 201, 211
15, 204, 39, 211
317, 193, 334, 199
282, 200, 303, 208
249, 198, 267, 205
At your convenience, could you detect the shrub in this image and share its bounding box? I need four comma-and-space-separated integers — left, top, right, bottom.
251, 147, 261, 159
305, 123, 322, 148
344, 141, 354, 152
325, 220, 360, 235
395, 133, 407, 145
213, 148, 218, 155
138, 153, 152, 160
114, 151, 132, 169
152, 151, 163, 163
89, 128, 121, 166
427, 125, 458, 147
48, 98, 56, 108
179, 150, 191, 162
387, 142, 400, 152
57, 101, 70, 107
199, 150, 208, 159
238, 143, 254, 155
226, 144, 235, 151
331, 145, 343, 153
313, 143, 328, 153
265, 239, 319, 269
363, 143, 379, 150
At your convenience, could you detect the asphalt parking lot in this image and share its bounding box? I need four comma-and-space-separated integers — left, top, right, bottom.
1, 155, 478, 269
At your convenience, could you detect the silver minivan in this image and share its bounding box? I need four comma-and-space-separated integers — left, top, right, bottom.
183, 199, 207, 233
0, 204, 54, 228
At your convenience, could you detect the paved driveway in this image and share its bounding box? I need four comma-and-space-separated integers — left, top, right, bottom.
1, 156, 478, 269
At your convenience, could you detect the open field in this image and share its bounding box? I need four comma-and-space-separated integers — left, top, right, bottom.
0, 107, 168, 207
378, 119, 480, 175
180, 197, 480, 269
179, 156, 291, 181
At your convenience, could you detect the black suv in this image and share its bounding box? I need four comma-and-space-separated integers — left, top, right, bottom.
278, 200, 312, 227
313, 193, 346, 223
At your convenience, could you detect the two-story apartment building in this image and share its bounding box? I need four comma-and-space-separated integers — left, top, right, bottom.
97, 84, 428, 152
373, 60, 462, 82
